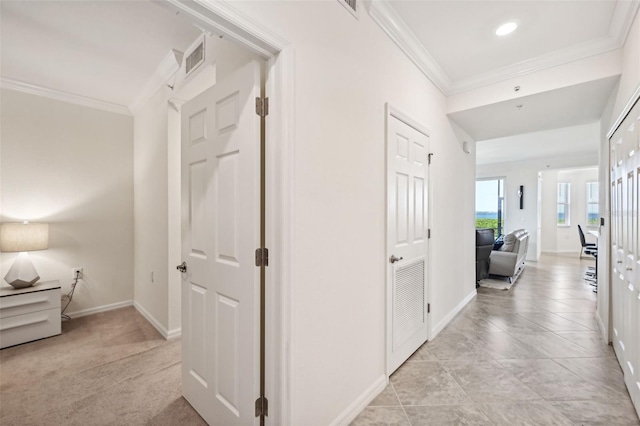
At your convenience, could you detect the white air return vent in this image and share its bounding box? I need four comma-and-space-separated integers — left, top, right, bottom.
392, 259, 425, 350
186, 40, 205, 77
338, 0, 357, 18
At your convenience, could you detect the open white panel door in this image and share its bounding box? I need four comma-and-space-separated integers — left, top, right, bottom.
386, 109, 430, 375
179, 60, 261, 425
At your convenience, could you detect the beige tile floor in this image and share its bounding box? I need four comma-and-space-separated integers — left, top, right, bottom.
352, 253, 640, 426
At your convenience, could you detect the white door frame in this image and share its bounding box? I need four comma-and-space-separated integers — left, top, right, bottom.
385, 103, 432, 378
163, 1, 294, 424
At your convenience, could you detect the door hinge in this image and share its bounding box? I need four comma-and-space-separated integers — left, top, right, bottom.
256, 97, 269, 117
428, 153, 434, 164
428, 303, 431, 313
428, 229, 431, 239
255, 396, 269, 417
255, 248, 269, 267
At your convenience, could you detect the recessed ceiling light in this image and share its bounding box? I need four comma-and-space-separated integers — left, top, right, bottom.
496, 21, 518, 36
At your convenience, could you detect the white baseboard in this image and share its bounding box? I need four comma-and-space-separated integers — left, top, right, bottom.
65, 299, 181, 340
133, 301, 177, 340
595, 309, 608, 343
167, 327, 182, 339
431, 289, 477, 339
330, 374, 387, 426
66, 300, 133, 319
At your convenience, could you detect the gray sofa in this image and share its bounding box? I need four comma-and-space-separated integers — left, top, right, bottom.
489, 229, 529, 283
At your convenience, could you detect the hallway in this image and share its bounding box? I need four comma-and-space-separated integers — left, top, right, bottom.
353, 253, 640, 425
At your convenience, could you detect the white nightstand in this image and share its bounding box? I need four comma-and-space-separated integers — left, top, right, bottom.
0, 280, 62, 349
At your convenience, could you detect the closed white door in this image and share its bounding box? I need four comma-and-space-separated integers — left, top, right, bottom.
386, 109, 430, 375
180, 60, 261, 425
610, 97, 640, 413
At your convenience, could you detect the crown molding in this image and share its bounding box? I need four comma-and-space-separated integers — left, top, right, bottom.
368, 0, 640, 96
157, 0, 289, 58
448, 36, 621, 94
129, 49, 184, 115
0, 78, 132, 116
367, 0, 451, 95
610, 0, 640, 46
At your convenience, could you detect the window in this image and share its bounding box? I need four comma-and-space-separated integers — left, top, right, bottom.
586, 182, 599, 227
557, 183, 570, 226
476, 178, 505, 237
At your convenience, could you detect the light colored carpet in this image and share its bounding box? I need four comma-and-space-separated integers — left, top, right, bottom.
0, 306, 206, 426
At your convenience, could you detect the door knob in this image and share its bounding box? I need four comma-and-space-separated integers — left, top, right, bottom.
176, 262, 187, 273
389, 255, 403, 264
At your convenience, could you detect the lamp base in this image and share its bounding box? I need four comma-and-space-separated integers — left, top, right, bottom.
4, 253, 40, 289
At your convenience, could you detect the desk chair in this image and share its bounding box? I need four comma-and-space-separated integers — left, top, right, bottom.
578, 224, 597, 259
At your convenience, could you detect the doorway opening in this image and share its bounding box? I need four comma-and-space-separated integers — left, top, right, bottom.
161, 3, 294, 424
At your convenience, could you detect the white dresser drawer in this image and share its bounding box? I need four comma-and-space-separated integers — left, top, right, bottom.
0, 288, 61, 319
0, 307, 61, 349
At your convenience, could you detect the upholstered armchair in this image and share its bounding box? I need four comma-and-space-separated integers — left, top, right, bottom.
476, 228, 495, 284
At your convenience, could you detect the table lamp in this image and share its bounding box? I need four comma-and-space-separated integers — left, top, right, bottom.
0, 222, 49, 288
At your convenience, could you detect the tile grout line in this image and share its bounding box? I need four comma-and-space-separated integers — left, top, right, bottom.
361, 255, 638, 425
390, 381, 412, 425
512, 310, 593, 332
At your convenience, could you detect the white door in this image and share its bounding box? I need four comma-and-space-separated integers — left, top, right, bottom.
180, 60, 261, 425
609, 97, 640, 414
386, 109, 430, 375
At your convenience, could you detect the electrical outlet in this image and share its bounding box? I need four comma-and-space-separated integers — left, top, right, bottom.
72, 267, 83, 279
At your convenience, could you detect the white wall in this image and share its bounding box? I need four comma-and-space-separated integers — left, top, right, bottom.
0, 89, 134, 314
540, 168, 599, 253
222, 2, 476, 424
597, 10, 640, 340
133, 84, 171, 330
541, 170, 559, 253
130, 1, 477, 423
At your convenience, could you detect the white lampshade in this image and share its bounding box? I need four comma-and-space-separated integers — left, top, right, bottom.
0, 223, 49, 252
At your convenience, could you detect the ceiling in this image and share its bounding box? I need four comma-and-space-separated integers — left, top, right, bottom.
1, 0, 638, 163
388, 0, 624, 89
377, 0, 639, 162
476, 122, 600, 166
448, 76, 620, 141
0, 0, 201, 108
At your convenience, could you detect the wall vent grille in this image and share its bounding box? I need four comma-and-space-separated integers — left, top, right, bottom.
392, 259, 424, 350
186, 41, 205, 76
338, 0, 357, 18
343, 0, 356, 12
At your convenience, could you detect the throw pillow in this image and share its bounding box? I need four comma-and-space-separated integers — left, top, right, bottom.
500, 233, 516, 252
493, 234, 504, 250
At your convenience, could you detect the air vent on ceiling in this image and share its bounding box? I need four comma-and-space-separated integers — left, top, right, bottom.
186, 40, 205, 77
338, 0, 357, 18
